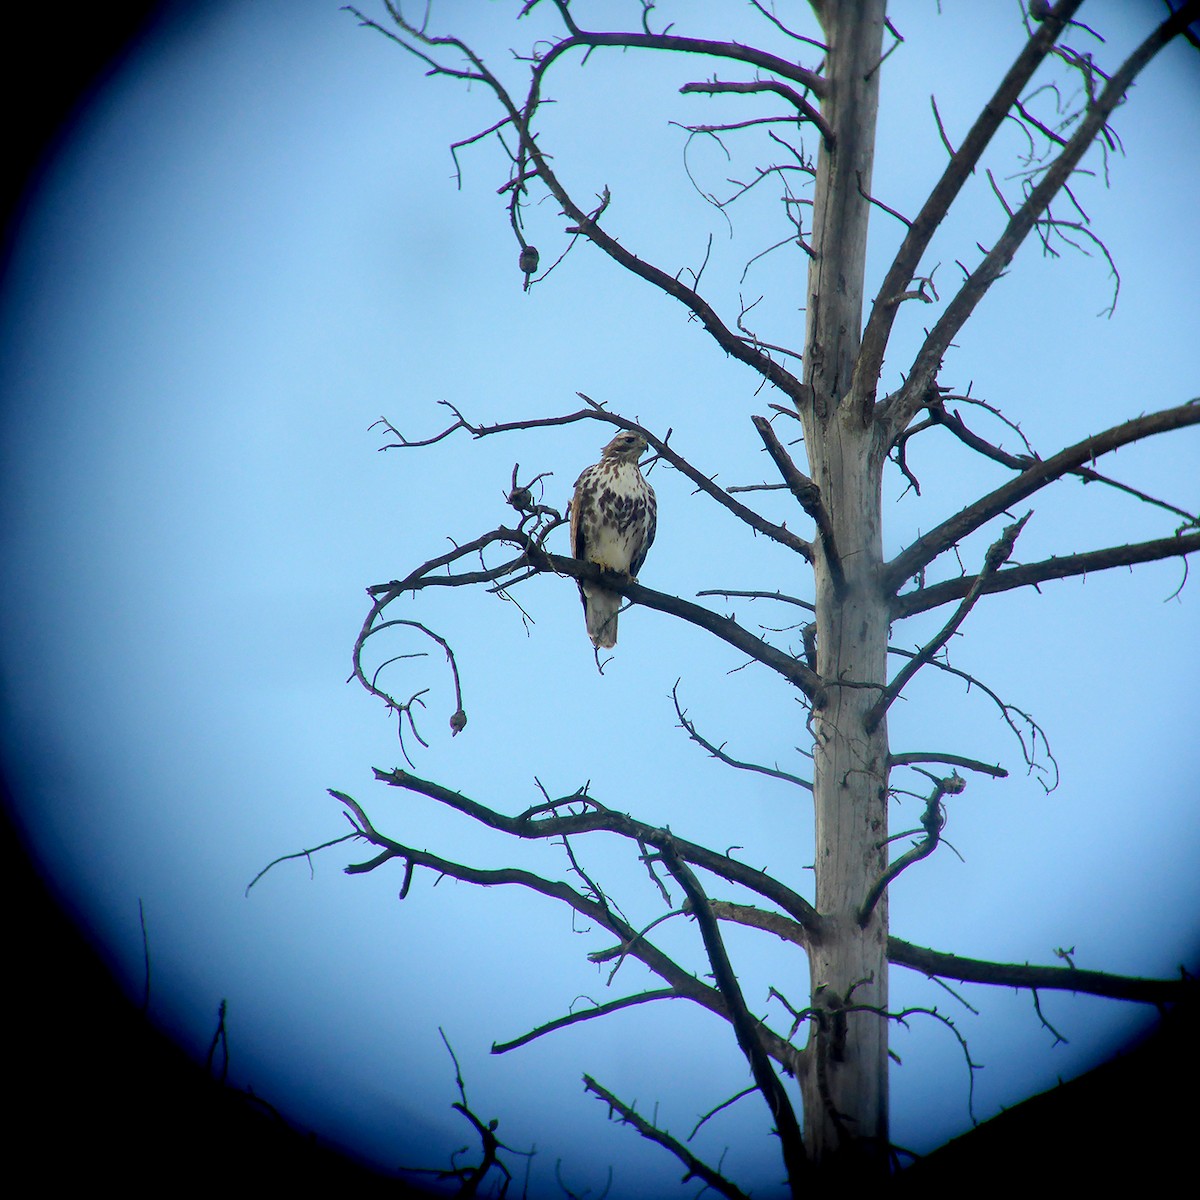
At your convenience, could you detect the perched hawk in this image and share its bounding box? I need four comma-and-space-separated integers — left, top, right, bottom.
569, 431, 657, 648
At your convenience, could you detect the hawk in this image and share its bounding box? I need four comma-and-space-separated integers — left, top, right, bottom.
569, 431, 657, 648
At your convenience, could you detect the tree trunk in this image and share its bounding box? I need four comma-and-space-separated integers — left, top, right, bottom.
797, 0, 891, 1176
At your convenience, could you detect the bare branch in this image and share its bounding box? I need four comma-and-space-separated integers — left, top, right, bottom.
380, 399, 815, 559
885, 399, 1200, 594
678, 79, 833, 145
887, 646, 1057, 790
888, 752, 1007, 779
751, 415, 845, 595
882, 3, 1200, 436
868, 514, 1030, 731
672, 681, 813, 790
363, 7, 818, 403
923, 401, 1198, 525
396, 1029, 529, 1195
688, 1086, 758, 1141
889, 938, 1196, 1004
894, 528, 1200, 619
697, 588, 815, 613
534, 9, 827, 97
583, 1076, 751, 1200
369, 771, 822, 933
749, 1, 827, 51
856, 168, 912, 227
504, 528, 825, 698
854, 0, 1087, 407
244, 832, 363, 896
493, 991, 681, 1054
335, 787, 808, 1075
709, 899, 809, 949
859, 772, 966, 925
656, 843, 808, 1181
360, 519, 823, 700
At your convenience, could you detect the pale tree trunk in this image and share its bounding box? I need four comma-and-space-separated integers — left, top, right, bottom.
797, 0, 891, 1176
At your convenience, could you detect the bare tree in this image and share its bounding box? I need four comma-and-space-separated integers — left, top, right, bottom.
314, 1, 1197, 1188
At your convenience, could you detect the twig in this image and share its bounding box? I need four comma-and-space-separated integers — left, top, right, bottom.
672, 681, 812, 790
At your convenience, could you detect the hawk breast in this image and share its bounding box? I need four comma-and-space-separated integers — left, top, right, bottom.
574, 459, 656, 574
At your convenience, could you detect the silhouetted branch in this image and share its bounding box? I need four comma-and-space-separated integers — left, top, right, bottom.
537, 2, 826, 95
492, 990, 680, 1054
335, 786, 810, 1076
889, 938, 1195, 1003
354, 5, 817, 403
394, 1030, 531, 1197
361, 515, 824, 700
244, 832, 364, 896
678, 79, 832, 145
368, 771, 821, 932
656, 842, 808, 1182
689, 1086, 758, 1140
376, 399, 815, 559
698, 901, 1195, 1005
886, 646, 1057, 790
922, 400, 1198, 525
583, 1076, 751, 1200
697, 588, 815, 613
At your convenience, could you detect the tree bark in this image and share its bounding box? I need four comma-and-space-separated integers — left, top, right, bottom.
797, 0, 891, 1176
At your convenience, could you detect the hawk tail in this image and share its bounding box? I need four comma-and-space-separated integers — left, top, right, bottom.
583, 583, 620, 648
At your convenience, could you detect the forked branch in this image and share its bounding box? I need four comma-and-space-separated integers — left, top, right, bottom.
333, 788, 809, 1075
868, 514, 1030, 730
678, 79, 832, 146
854, 0, 1086, 406
360, 518, 824, 700
371, 768, 822, 932
885, 399, 1200, 595
894, 529, 1200, 619
354, 4, 814, 404
375, 399, 815, 560
883, 2, 1200, 436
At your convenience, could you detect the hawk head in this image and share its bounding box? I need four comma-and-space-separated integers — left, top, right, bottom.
599, 431, 649, 464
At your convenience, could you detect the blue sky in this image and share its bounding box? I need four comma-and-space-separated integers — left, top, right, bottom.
1, 1, 1197, 1194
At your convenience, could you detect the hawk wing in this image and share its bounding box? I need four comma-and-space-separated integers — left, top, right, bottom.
628, 486, 656, 578
570, 464, 595, 563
